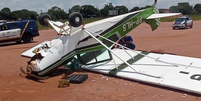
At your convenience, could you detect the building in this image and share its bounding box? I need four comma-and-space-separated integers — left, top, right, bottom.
159, 9, 170, 13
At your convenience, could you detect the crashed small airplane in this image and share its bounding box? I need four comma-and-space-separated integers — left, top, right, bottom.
21, 0, 201, 95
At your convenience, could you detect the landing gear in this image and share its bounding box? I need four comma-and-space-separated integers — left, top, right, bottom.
69, 12, 83, 27
22, 34, 33, 43
39, 14, 51, 26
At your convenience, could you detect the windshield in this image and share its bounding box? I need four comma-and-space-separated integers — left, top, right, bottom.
175, 18, 186, 22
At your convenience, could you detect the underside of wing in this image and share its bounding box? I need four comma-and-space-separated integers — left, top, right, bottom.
48, 20, 71, 35
147, 13, 182, 19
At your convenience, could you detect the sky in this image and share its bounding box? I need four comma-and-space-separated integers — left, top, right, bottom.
0, 0, 200, 14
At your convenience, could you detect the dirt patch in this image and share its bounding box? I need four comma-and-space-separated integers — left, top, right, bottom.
0, 21, 201, 101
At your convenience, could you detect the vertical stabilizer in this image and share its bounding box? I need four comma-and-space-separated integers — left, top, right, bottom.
145, 7, 160, 31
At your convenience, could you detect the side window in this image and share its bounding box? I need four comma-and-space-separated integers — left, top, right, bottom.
77, 48, 112, 65
29, 21, 36, 26
0, 24, 9, 31
8, 23, 19, 29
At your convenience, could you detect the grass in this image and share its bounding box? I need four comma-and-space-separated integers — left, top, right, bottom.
37, 22, 52, 30
189, 15, 201, 20
37, 15, 201, 30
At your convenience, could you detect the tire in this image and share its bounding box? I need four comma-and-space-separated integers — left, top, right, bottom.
184, 24, 187, 29
190, 23, 193, 28
23, 34, 33, 43
69, 12, 83, 27
16, 40, 21, 44
39, 14, 51, 26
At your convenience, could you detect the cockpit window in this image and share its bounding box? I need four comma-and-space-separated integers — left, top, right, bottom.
77, 48, 112, 65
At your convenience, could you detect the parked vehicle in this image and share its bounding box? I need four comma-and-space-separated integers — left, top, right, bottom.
0, 20, 39, 43
172, 15, 193, 29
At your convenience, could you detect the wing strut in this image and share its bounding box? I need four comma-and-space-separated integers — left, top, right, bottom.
96, 34, 179, 68
93, 32, 201, 70
84, 29, 138, 72
85, 29, 164, 78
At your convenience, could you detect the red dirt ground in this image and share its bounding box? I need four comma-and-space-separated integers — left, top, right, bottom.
0, 21, 201, 101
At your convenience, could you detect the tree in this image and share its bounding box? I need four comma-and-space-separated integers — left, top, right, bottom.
100, 3, 115, 17
8, 12, 18, 20
6, 9, 39, 20
115, 6, 128, 15
106, 3, 114, 10
80, 5, 98, 18
30, 11, 39, 20
48, 6, 67, 20
1, 7, 11, 20
194, 4, 201, 14
1, 7, 11, 14
70, 5, 81, 13
20, 9, 32, 19
129, 6, 140, 12
169, 6, 178, 13
100, 8, 108, 17
144, 5, 152, 9
177, 2, 193, 15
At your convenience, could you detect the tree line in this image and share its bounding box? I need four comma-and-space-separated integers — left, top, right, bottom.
0, 2, 201, 21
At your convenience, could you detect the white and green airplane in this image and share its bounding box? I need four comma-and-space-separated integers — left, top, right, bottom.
21, 0, 201, 95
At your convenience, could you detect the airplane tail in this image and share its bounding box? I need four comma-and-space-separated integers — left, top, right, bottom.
145, 7, 160, 31
145, 7, 182, 31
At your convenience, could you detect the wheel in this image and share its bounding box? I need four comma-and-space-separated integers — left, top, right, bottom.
39, 14, 51, 26
16, 40, 21, 44
69, 12, 83, 27
184, 24, 187, 29
190, 23, 193, 28
23, 34, 33, 43
173, 27, 175, 30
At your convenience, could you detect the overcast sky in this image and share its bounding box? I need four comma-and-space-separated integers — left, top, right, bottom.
0, 0, 200, 14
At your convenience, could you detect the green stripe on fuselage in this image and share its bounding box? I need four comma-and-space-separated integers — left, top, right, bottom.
99, 8, 154, 43
38, 45, 105, 75
109, 51, 149, 76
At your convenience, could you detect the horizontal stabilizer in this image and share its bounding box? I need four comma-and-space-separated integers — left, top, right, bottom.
147, 13, 182, 19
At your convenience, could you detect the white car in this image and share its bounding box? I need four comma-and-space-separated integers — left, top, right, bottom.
172, 15, 193, 29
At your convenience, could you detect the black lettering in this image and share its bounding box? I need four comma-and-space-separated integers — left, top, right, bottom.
190, 74, 201, 81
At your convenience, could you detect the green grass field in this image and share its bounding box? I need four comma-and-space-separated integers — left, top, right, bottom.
38, 15, 201, 30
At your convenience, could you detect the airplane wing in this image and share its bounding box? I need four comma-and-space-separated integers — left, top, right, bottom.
147, 13, 182, 19
82, 49, 201, 95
